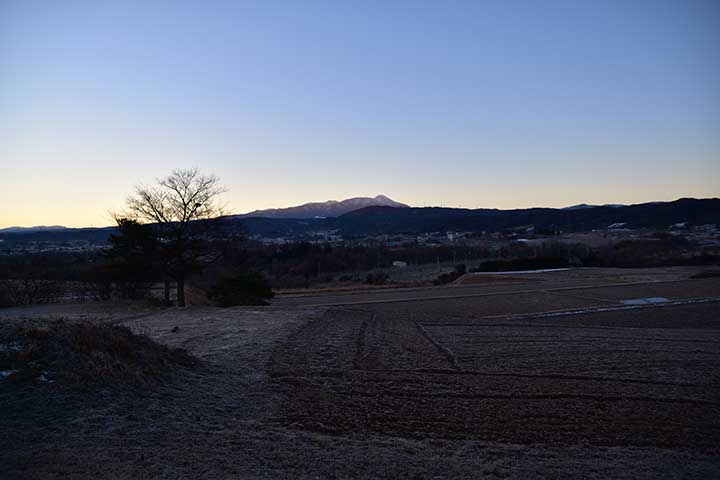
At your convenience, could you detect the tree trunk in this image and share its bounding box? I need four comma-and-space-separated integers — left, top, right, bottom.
163, 278, 171, 306
176, 276, 186, 307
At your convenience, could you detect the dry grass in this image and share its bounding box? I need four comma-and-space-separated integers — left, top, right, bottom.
0, 319, 197, 386
1, 274, 718, 479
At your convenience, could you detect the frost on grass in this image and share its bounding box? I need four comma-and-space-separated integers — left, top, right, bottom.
0, 319, 198, 387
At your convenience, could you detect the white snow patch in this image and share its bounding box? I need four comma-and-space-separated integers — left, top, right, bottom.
503, 297, 717, 322
0, 369, 18, 379
622, 297, 669, 305
470, 268, 570, 275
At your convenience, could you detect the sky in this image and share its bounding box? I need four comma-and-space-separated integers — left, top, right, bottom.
1, 0, 718, 228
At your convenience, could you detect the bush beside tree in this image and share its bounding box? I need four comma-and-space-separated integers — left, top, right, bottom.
207, 272, 274, 306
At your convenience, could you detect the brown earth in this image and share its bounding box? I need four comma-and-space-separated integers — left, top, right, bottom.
1, 269, 719, 478
272, 302, 720, 450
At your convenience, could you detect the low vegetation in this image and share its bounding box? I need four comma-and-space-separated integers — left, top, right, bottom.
0, 230, 718, 307
433, 264, 467, 285
690, 269, 720, 279
0, 320, 197, 386
364, 272, 390, 286
207, 272, 275, 306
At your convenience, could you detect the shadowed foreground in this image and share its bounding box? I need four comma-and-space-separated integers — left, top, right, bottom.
1, 275, 719, 478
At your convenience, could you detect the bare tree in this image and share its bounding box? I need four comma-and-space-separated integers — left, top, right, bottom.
121, 168, 227, 306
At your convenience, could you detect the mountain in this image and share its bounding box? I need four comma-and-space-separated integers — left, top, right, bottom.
332, 198, 719, 235
0, 226, 116, 245
232, 198, 720, 237
234, 195, 408, 219
2, 198, 717, 244
563, 204, 596, 210
0, 225, 67, 234
563, 203, 626, 210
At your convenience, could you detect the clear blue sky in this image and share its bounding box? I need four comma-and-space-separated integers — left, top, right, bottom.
1, 0, 718, 227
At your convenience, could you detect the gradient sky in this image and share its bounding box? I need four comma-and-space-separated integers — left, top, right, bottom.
1, 0, 718, 228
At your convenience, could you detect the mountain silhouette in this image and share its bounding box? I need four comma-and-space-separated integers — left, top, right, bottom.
233, 195, 408, 219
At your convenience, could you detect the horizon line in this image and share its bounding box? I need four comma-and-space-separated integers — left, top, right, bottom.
2, 196, 717, 231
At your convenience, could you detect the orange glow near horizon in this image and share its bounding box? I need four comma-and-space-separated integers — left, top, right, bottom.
1, 1, 718, 229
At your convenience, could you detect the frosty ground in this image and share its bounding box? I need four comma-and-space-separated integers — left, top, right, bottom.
1, 267, 719, 479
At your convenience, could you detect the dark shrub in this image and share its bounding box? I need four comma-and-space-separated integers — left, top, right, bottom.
0, 278, 64, 306
433, 265, 467, 285
690, 269, 720, 279
0, 282, 14, 307
207, 272, 275, 306
365, 272, 389, 286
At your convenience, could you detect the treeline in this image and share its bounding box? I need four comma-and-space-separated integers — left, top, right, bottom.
1, 234, 717, 306
208, 235, 719, 287
0, 251, 114, 302
219, 243, 498, 288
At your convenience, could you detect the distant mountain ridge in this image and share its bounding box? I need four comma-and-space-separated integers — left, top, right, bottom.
562, 203, 626, 210
234, 194, 408, 219
0, 225, 67, 234
2, 198, 718, 244
331, 198, 719, 235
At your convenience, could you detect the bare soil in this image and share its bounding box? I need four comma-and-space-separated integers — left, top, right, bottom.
271, 302, 720, 450
1, 271, 719, 478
